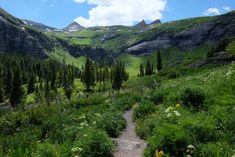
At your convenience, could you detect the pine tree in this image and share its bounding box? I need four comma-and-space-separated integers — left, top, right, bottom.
4, 67, 13, 97
139, 63, 145, 77
157, 49, 163, 71
0, 77, 4, 103
10, 69, 24, 107
27, 74, 35, 94
145, 59, 153, 76
83, 58, 95, 92
44, 78, 51, 105
112, 62, 123, 90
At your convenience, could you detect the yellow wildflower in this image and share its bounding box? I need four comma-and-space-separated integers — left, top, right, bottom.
155, 149, 164, 157
176, 104, 181, 108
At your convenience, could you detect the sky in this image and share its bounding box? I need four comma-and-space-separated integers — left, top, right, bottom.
0, 0, 234, 28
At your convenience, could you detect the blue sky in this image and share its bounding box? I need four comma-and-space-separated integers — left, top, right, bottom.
0, 0, 234, 28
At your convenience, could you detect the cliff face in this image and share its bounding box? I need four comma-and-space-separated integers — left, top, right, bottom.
126, 12, 235, 55
0, 8, 55, 58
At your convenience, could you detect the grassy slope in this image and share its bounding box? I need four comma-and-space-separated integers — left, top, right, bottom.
49, 48, 86, 68
118, 46, 210, 77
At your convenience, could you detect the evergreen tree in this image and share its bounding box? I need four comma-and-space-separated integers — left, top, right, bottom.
145, 59, 153, 76
83, 58, 95, 92
10, 69, 24, 107
27, 74, 35, 94
139, 63, 145, 77
157, 49, 163, 71
112, 62, 123, 90
0, 77, 4, 103
44, 78, 51, 105
4, 67, 13, 97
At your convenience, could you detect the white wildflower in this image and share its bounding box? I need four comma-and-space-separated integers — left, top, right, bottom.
165, 106, 174, 113
167, 113, 172, 118
174, 111, 181, 117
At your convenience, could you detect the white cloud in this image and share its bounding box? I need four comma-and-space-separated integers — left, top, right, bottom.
73, 0, 167, 27
223, 6, 231, 11
203, 8, 220, 16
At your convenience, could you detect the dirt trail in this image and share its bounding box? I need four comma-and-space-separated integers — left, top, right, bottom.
113, 110, 146, 157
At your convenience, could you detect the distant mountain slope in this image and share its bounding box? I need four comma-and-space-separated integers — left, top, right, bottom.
48, 11, 235, 58
0, 8, 55, 58
22, 19, 56, 32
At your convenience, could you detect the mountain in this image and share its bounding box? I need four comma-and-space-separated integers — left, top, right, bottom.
134, 20, 148, 29
149, 19, 161, 25
64, 21, 85, 32
0, 7, 235, 64
22, 19, 56, 32
0, 8, 55, 58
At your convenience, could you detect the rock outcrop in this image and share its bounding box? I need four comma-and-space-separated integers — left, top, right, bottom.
0, 8, 55, 58
126, 12, 235, 55
188, 52, 235, 68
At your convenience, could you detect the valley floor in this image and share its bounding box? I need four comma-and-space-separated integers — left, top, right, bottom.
114, 110, 146, 157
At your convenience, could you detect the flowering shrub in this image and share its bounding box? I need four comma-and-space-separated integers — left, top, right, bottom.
96, 112, 126, 137
145, 123, 190, 157
73, 128, 114, 157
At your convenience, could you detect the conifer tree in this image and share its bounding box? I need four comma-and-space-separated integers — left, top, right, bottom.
112, 62, 123, 90
139, 63, 145, 77
27, 74, 35, 94
44, 78, 51, 105
83, 58, 95, 92
10, 69, 24, 107
0, 78, 4, 103
145, 59, 153, 76
157, 49, 163, 71
4, 67, 13, 97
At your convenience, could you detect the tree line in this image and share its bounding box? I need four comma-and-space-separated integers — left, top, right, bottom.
0, 54, 129, 107
138, 49, 163, 77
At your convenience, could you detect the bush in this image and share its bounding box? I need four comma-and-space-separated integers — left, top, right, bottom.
111, 94, 138, 111
180, 113, 218, 143
145, 123, 190, 157
34, 142, 60, 157
195, 142, 233, 157
73, 128, 114, 157
133, 101, 155, 120
180, 88, 205, 110
96, 112, 126, 137
150, 92, 164, 105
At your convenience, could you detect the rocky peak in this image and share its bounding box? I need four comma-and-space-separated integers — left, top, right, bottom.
134, 20, 148, 29
150, 19, 161, 25
64, 21, 85, 32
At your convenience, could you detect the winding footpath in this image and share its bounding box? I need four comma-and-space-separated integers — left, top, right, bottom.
113, 110, 146, 157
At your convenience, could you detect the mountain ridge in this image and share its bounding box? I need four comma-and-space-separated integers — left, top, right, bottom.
0, 7, 235, 64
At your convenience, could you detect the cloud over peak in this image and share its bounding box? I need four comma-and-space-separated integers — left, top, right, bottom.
203, 7, 220, 16
73, 0, 167, 27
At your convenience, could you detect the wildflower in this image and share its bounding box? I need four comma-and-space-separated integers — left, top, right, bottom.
186, 145, 196, 155
155, 149, 164, 157
176, 104, 181, 108
165, 106, 174, 112
167, 113, 172, 118
71, 147, 78, 152
95, 113, 101, 117
174, 111, 181, 117
133, 104, 139, 109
